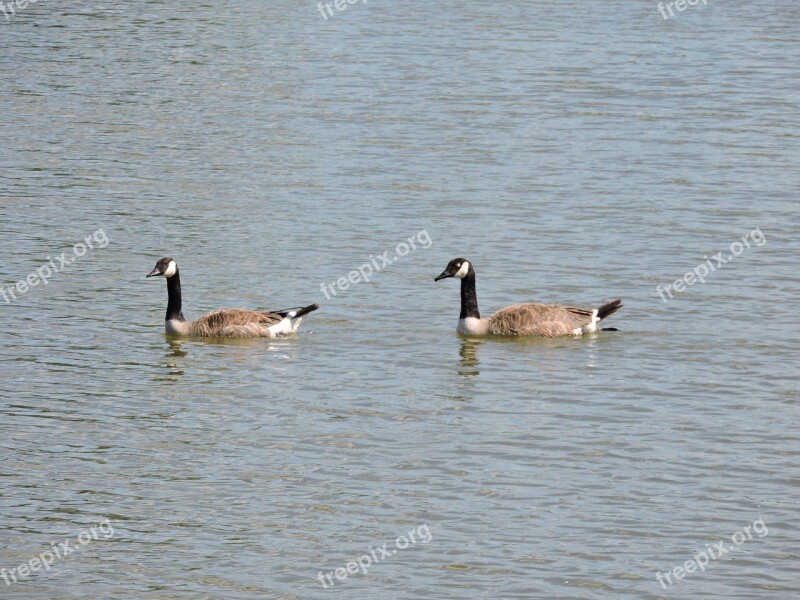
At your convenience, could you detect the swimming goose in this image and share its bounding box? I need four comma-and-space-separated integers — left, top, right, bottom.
434, 258, 622, 337
147, 257, 319, 338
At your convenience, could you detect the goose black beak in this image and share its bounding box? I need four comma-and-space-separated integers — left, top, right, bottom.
146, 267, 161, 278
434, 271, 451, 282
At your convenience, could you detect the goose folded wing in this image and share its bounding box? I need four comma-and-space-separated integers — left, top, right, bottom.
487, 303, 592, 335
191, 309, 284, 334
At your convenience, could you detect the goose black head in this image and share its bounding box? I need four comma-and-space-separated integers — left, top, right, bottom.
147, 257, 178, 279
435, 258, 472, 282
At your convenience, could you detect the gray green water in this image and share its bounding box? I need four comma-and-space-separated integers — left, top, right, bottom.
1, 1, 798, 598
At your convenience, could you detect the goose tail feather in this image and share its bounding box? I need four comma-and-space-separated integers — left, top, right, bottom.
275, 303, 320, 319
597, 298, 623, 321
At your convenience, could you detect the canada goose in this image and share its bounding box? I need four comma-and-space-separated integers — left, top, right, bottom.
434, 258, 622, 337
147, 257, 319, 338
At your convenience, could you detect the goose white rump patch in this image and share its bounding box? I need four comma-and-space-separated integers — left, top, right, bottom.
585, 309, 600, 333
267, 317, 295, 336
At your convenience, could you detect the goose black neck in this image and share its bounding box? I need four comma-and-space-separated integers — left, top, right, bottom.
460, 269, 480, 319
165, 271, 185, 322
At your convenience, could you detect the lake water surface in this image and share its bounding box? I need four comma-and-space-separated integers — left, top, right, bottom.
1, 1, 798, 598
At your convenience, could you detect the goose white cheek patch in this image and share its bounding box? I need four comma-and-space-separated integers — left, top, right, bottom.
454, 262, 470, 279
163, 261, 177, 278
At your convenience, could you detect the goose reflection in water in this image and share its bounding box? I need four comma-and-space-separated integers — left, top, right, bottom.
458, 338, 481, 378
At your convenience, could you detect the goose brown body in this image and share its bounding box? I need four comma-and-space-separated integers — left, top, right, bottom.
485, 301, 621, 337
435, 258, 622, 338
165, 308, 309, 338
147, 257, 318, 338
